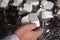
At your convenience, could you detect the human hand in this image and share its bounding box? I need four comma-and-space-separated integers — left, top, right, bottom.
15, 24, 42, 40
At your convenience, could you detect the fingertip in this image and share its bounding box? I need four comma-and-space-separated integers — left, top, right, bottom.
33, 28, 42, 37
39, 28, 42, 33
35, 27, 42, 35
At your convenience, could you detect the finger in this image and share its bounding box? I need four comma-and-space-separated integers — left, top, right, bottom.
33, 28, 42, 37
15, 23, 36, 35
26, 23, 36, 31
